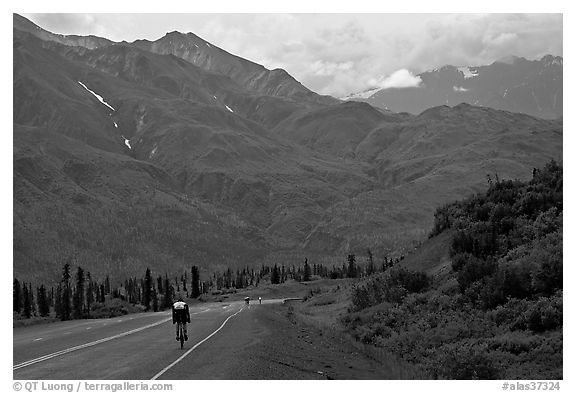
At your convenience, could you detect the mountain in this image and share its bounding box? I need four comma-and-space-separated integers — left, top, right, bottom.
13, 13, 113, 49
344, 55, 562, 119
293, 103, 562, 255
273, 101, 409, 158
13, 14, 562, 285
13, 21, 371, 282
132, 32, 338, 105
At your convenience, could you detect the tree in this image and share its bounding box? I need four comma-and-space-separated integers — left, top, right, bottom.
73, 267, 85, 319
22, 283, 31, 318
86, 272, 94, 317
161, 274, 173, 310
157, 276, 163, 295
152, 285, 159, 312
29, 283, 36, 316
191, 266, 200, 298
98, 284, 106, 303
37, 285, 50, 317
303, 258, 311, 282
104, 275, 111, 295
271, 264, 280, 284
61, 264, 72, 321
55, 284, 63, 318
13, 278, 21, 314
143, 268, 152, 311
367, 249, 376, 276
347, 254, 357, 278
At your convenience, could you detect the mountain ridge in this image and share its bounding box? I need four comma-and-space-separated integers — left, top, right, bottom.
344, 55, 562, 119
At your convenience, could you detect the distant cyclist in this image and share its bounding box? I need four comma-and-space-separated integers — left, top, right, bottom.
172, 295, 191, 342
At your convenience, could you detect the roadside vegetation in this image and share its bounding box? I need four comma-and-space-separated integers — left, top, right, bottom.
341, 161, 562, 379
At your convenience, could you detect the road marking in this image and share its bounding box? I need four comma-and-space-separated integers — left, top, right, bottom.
151, 308, 244, 380
13, 317, 171, 371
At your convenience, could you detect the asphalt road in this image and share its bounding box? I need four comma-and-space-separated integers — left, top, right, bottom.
13, 299, 283, 380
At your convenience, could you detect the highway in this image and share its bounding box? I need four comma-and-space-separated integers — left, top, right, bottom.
14, 299, 281, 379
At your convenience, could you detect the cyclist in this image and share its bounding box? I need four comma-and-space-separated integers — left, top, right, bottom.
172, 295, 191, 341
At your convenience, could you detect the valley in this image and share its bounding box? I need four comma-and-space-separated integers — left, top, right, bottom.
13, 14, 562, 284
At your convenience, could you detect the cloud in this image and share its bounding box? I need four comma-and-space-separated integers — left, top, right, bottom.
377, 69, 422, 89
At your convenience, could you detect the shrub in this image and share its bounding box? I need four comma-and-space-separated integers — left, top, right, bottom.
514, 294, 563, 332
351, 268, 430, 311
431, 341, 500, 379
457, 257, 497, 292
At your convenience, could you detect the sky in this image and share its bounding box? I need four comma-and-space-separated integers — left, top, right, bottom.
21, 13, 563, 97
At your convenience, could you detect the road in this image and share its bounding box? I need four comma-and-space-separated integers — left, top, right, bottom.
13, 299, 282, 380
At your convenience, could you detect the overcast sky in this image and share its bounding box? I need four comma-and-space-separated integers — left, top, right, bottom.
22, 13, 563, 97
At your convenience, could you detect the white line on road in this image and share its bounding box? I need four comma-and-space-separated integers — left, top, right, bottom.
13, 317, 171, 371
151, 308, 244, 380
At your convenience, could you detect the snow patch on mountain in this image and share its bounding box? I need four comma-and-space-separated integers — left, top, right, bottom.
457, 67, 478, 79
77, 81, 115, 111
149, 145, 158, 159
122, 136, 131, 149
341, 87, 381, 100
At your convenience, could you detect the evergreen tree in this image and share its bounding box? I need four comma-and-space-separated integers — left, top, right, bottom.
29, 283, 36, 316
367, 249, 375, 276
86, 272, 94, 317
13, 278, 21, 314
99, 284, 105, 303
347, 254, 357, 278
55, 284, 62, 318
37, 285, 50, 317
191, 266, 200, 298
271, 264, 280, 284
157, 276, 163, 295
22, 283, 31, 318
161, 275, 173, 310
143, 268, 152, 311
303, 258, 311, 282
61, 264, 72, 321
152, 285, 159, 312
73, 267, 85, 319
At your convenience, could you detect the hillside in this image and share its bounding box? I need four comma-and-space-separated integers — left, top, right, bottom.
344, 162, 563, 379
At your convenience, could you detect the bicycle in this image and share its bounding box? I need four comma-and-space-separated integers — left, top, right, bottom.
176, 321, 185, 349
